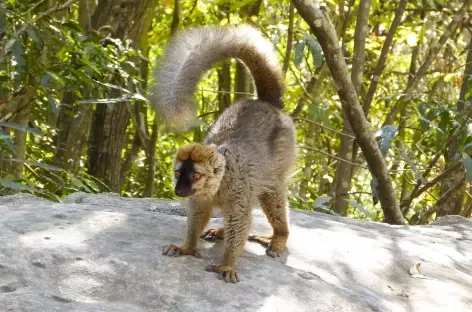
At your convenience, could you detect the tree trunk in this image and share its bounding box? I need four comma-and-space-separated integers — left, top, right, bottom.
0, 4, 8, 174
233, 0, 262, 102
9, 86, 36, 180
143, 0, 173, 197
217, 62, 232, 114
293, 0, 404, 224
333, 0, 371, 215
234, 62, 252, 102
54, 0, 96, 171
87, 0, 155, 192
436, 41, 472, 217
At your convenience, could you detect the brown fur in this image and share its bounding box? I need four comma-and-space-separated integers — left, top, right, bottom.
154, 25, 297, 283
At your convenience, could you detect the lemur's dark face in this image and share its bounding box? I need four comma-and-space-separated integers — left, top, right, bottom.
172, 143, 226, 199
173, 158, 201, 197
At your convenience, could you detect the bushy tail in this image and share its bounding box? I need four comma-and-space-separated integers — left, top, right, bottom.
149, 25, 284, 130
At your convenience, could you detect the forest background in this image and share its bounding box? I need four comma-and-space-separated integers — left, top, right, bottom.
0, 0, 471, 226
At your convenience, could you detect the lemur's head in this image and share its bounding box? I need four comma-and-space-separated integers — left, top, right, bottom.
172, 144, 225, 200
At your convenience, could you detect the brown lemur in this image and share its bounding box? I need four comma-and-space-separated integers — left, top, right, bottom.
149, 25, 297, 283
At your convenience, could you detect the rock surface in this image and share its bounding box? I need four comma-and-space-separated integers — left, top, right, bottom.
0, 192, 471, 312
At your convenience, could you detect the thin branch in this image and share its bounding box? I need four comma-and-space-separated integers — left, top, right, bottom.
300, 145, 368, 169
362, 0, 408, 116
401, 106, 472, 211
417, 177, 466, 224
257, 26, 317, 107
351, 0, 372, 96
415, 160, 462, 199
282, 1, 295, 77
182, 0, 198, 22
170, 0, 180, 36
383, 0, 471, 126
2, 0, 79, 56
293, 0, 404, 224
199, 88, 254, 96
290, 68, 326, 117
294, 117, 356, 139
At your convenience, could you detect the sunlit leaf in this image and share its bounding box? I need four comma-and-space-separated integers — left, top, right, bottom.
444, 73, 456, 83
406, 33, 417, 47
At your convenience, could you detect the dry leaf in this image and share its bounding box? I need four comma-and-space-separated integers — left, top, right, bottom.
409, 262, 427, 279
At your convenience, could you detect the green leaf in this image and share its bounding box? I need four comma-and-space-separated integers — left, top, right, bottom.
464, 142, 472, 154
47, 93, 57, 114
24, 160, 63, 172
345, 199, 374, 220
69, 68, 94, 87
0, 128, 17, 155
0, 121, 43, 136
304, 34, 323, 69
4, 39, 16, 54
396, 145, 425, 184
78, 96, 132, 104
12, 40, 26, 76
40, 74, 51, 87
418, 102, 427, 115
409, 212, 420, 225
79, 58, 101, 75
444, 73, 456, 83
0, 179, 37, 193
417, 115, 444, 133
425, 0, 437, 9
375, 125, 398, 156
294, 40, 306, 68
45, 71, 66, 86
306, 102, 332, 127
26, 27, 42, 48
463, 153, 472, 183
312, 196, 332, 209
61, 21, 84, 33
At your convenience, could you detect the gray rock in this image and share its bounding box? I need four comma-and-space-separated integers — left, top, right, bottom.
0, 192, 471, 312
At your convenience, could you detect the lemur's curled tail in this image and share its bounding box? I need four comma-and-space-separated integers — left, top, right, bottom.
149, 25, 284, 129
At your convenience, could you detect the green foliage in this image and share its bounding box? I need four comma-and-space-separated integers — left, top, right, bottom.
0, 0, 469, 223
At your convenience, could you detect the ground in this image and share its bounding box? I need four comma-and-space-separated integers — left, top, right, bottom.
0, 192, 471, 311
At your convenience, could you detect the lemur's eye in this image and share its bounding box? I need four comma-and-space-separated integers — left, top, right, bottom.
174, 171, 181, 178
192, 172, 201, 180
